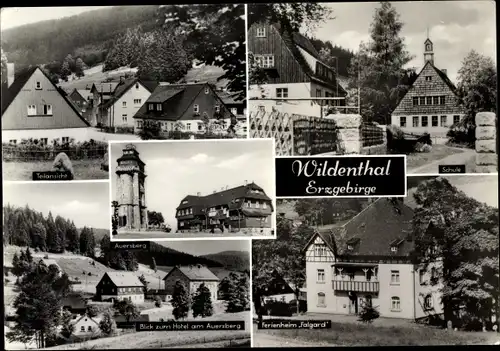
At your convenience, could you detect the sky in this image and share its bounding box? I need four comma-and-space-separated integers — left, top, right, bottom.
407, 175, 498, 208
110, 140, 276, 230
306, 1, 496, 83
0, 7, 111, 30
159, 240, 250, 256
3, 182, 110, 228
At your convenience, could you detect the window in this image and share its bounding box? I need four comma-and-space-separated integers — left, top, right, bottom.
391, 296, 401, 311
122, 101, 127, 107
317, 269, 325, 282
419, 97, 426, 105
314, 244, 327, 256
62, 137, 69, 144
43, 105, 53, 115
186, 123, 191, 130
419, 269, 425, 284
365, 295, 373, 307
390, 270, 400, 284
34, 81, 43, 90
135, 83, 139, 89
422, 116, 428, 127
27, 105, 37, 116
148, 104, 154, 111
439, 115, 447, 127
426, 44, 432, 51
230, 107, 237, 115
263, 202, 267, 209
424, 295, 433, 310
347, 244, 353, 251
242, 126, 247, 133
413, 116, 419, 127
425, 76, 432, 82
88, 326, 92, 332
316, 89, 322, 97
276, 87, 288, 104
214, 105, 220, 113
426, 96, 432, 105
205, 87, 210, 94
255, 54, 274, 68
439, 96, 445, 105
255, 202, 260, 209
433, 96, 439, 105
193, 104, 200, 113
134, 99, 142, 105
81, 326, 85, 332
198, 124, 203, 131
432, 116, 438, 127
431, 267, 438, 279
137, 120, 143, 128
9, 139, 17, 144
256, 27, 266, 37
40, 138, 48, 146
317, 292, 326, 307
390, 246, 398, 253
400, 117, 406, 127
453, 115, 460, 124
412, 97, 419, 106
156, 103, 162, 111
122, 114, 127, 122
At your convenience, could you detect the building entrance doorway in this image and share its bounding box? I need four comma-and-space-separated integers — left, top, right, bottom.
348, 292, 358, 314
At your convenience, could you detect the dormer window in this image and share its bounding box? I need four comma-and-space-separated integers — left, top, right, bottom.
256, 27, 266, 38
214, 105, 220, 113
193, 104, 200, 113
148, 104, 154, 111
390, 246, 398, 253
35, 81, 42, 90
156, 103, 162, 111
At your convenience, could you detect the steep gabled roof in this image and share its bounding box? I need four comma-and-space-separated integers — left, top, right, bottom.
75, 89, 93, 101
92, 82, 119, 94
304, 198, 415, 258
1, 66, 90, 127
163, 265, 220, 281
176, 182, 272, 210
101, 78, 159, 110
103, 272, 144, 287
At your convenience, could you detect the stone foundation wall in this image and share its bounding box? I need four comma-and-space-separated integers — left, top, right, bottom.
475, 112, 497, 173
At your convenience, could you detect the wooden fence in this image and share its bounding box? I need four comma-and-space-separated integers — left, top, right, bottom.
249, 110, 339, 156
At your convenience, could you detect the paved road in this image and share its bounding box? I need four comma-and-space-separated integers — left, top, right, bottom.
409, 147, 475, 174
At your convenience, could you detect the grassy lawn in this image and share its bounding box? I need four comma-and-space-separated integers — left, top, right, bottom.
405, 144, 464, 169
2, 159, 109, 181
254, 321, 499, 346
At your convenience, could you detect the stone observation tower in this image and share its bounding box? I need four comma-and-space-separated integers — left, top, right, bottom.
115, 144, 148, 231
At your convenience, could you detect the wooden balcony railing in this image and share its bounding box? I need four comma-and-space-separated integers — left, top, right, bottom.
332, 280, 380, 293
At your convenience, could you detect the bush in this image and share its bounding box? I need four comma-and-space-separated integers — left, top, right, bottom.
357, 304, 380, 323
447, 119, 475, 147
154, 296, 162, 308
387, 125, 431, 154
115, 126, 135, 134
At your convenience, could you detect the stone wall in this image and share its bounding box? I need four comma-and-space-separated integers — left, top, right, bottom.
475, 112, 497, 173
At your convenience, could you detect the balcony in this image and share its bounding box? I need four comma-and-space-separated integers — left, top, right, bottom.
333, 280, 379, 293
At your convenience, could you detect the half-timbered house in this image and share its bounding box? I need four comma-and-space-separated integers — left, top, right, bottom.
304, 198, 443, 320
391, 37, 466, 144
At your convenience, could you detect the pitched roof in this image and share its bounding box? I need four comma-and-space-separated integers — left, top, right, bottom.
103, 271, 144, 287
75, 89, 93, 101
1, 66, 90, 127
92, 82, 119, 94
269, 23, 346, 95
306, 198, 415, 258
217, 91, 245, 105
72, 314, 101, 326
163, 265, 220, 281
176, 182, 272, 210
101, 78, 158, 110
133, 82, 232, 122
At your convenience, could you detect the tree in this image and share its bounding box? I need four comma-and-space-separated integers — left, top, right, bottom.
218, 277, 231, 301
358, 304, 380, 323
75, 58, 85, 78
114, 299, 140, 323
7, 260, 69, 348
151, 257, 157, 272
158, 5, 248, 99
225, 273, 250, 313
79, 227, 95, 257
60, 310, 74, 338
32, 222, 47, 251
65, 221, 79, 253
449, 50, 497, 146
136, 30, 190, 83
192, 283, 213, 318
60, 60, 71, 82
138, 274, 148, 293
99, 309, 117, 336
54, 216, 67, 253
148, 211, 165, 227
412, 177, 499, 328
11, 252, 24, 277
348, 2, 414, 124
154, 296, 162, 308
86, 304, 99, 318
45, 212, 60, 253
172, 280, 190, 320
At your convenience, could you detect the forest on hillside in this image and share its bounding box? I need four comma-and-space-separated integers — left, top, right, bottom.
201, 251, 250, 272
308, 37, 355, 78
1, 6, 159, 69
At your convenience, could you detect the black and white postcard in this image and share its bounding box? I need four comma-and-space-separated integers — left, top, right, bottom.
109, 139, 276, 240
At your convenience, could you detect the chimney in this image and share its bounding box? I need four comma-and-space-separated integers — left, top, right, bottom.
441, 69, 447, 75
7, 63, 15, 88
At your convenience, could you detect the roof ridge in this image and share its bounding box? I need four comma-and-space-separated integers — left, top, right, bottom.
337, 198, 383, 229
